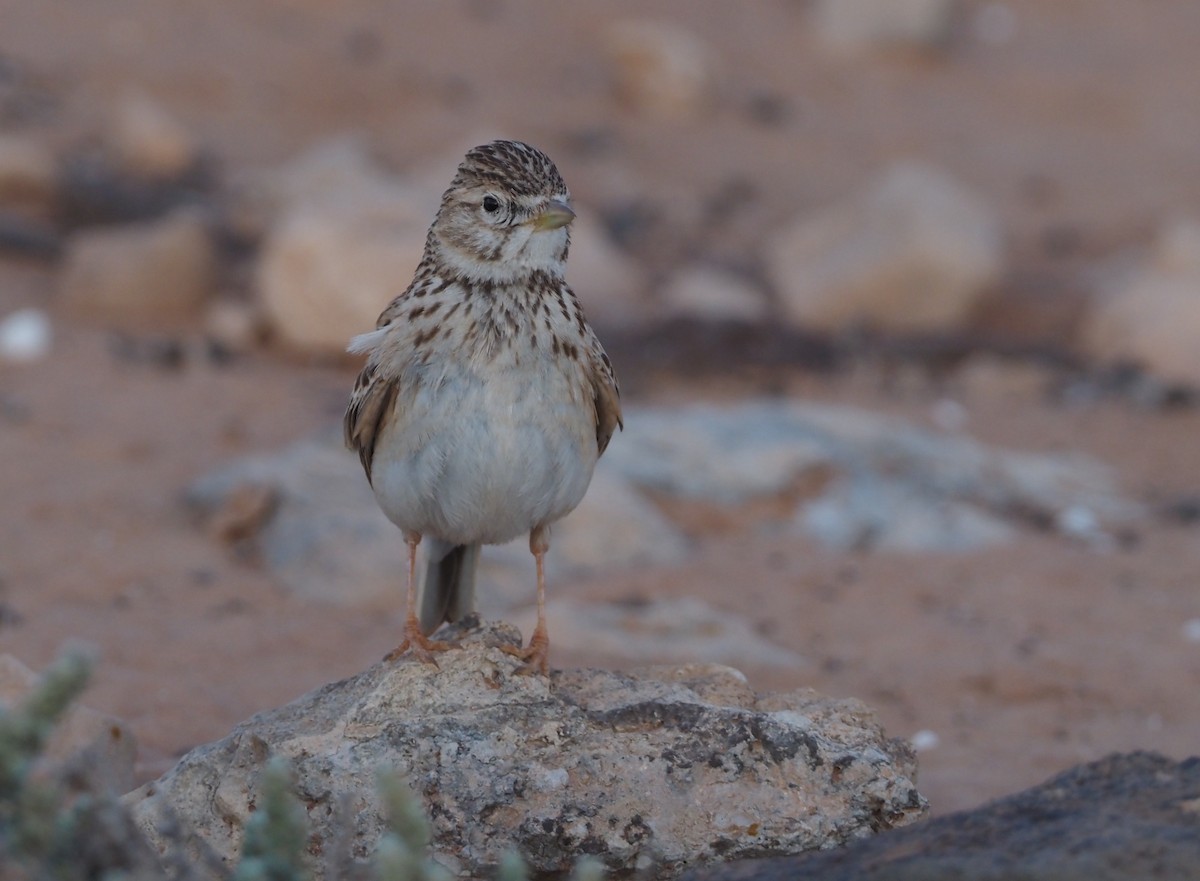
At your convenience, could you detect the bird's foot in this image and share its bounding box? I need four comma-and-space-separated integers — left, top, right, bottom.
383, 627, 452, 666
501, 629, 550, 675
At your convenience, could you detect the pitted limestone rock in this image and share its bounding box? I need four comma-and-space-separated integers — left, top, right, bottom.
127, 621, 925, 879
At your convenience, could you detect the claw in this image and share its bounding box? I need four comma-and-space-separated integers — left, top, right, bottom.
501, 627, 550, 675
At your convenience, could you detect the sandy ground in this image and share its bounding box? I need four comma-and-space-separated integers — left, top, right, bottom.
2, 0, 1200, 817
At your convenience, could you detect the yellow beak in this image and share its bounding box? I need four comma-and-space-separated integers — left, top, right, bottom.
532, 199, 576, 231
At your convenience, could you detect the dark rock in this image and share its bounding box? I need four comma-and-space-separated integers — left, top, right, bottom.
681, 752, 1200, 881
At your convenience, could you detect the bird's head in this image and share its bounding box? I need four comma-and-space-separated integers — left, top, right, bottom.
428, 139, 575, 284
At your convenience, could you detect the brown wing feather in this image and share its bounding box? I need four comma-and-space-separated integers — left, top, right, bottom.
344, 361, 399, 485
590, 346, 623, 457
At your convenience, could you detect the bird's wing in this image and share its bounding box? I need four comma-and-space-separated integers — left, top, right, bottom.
588, 334, 623, 458
344, 357, 400, 486
343, 275, 432, 484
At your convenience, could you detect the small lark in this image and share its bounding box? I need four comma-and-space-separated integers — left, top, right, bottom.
344, 140, 622, 674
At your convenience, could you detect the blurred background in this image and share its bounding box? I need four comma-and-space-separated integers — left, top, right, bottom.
1, 0, 1199, 815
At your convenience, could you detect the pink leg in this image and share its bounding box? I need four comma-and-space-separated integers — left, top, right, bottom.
503, 527, 551, 674
384, 532, 451, 664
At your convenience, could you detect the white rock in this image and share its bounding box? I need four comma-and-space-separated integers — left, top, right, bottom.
59, 209, 217, 326
767, 162, 1003, 334
800, 474, 1017, 553
129, 629, 921, 877
551, 466, 689, 571
813, 0, 958, 52
108, 91, 198, 179
255, 136, 647, 347
0, 133, 57, 204
258, 205, 424, 355
256, 135, 424, 221
0, 307, 51, 362
605, 400, 1142, 550
477, 467, 690, 614
910, 729, 941, 751
660, 265, 769, 322
602, 401, 832, 503
186, 436, 685, 610
185, 439, 403, 607
203, 299, 264, 353
602, 20, 715, 118
1081, 218, 1200, 387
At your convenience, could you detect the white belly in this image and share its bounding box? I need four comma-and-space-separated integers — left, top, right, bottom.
370, 361, 598, 545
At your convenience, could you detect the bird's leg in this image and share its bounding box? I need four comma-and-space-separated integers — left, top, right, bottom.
503, 526, 551, 674
384, 532, 451, 664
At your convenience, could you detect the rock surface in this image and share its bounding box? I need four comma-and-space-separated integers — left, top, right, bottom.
0, 307, 52, 363
253, 136, 647, 352
107, 91, 201, 180
0, 654, 137, 796
680, 751, 1200, 881
127, 622, 925, 879
255, 140, 427, 355
660, 266, 769, 323
812, 0, 959, 53
766, 162, 1003, 334
604, 400, 1139, 551
0, 132, 58, 206
602, 20, 715, 118
185, 435, 688, 608
1081, 218, 1200, 388
58, 209, 217, 326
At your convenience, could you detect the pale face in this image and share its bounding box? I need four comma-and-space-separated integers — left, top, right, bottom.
426, 139, 576, 285
432, 186, 573, 284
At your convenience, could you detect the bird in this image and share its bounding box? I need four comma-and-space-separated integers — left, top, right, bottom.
344, 139, 622, 674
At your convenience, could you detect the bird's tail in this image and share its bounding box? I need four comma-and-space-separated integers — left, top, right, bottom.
417, 538, 480, 635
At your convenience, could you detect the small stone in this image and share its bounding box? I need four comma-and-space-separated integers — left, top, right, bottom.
660, 266, 769, 322
0, 132, 57, 205
59, 209, 217, 327
1081, 218, 1200, 388
1182, 619, 1200, 644
0, 654, 137, 796
813, 0, 958, 53
203, 299, 265, 354
254, 140, 429, 356
766, 162, 1003, 335
602, 20, 715, 118
909, 729, 940, 752
258, 205, 425, 355
0, 307, 51, 362
108, 91, 199, 179
205, 482, 280, 545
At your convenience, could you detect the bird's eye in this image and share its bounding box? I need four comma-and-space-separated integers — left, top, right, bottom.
482, 195, 502, 214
